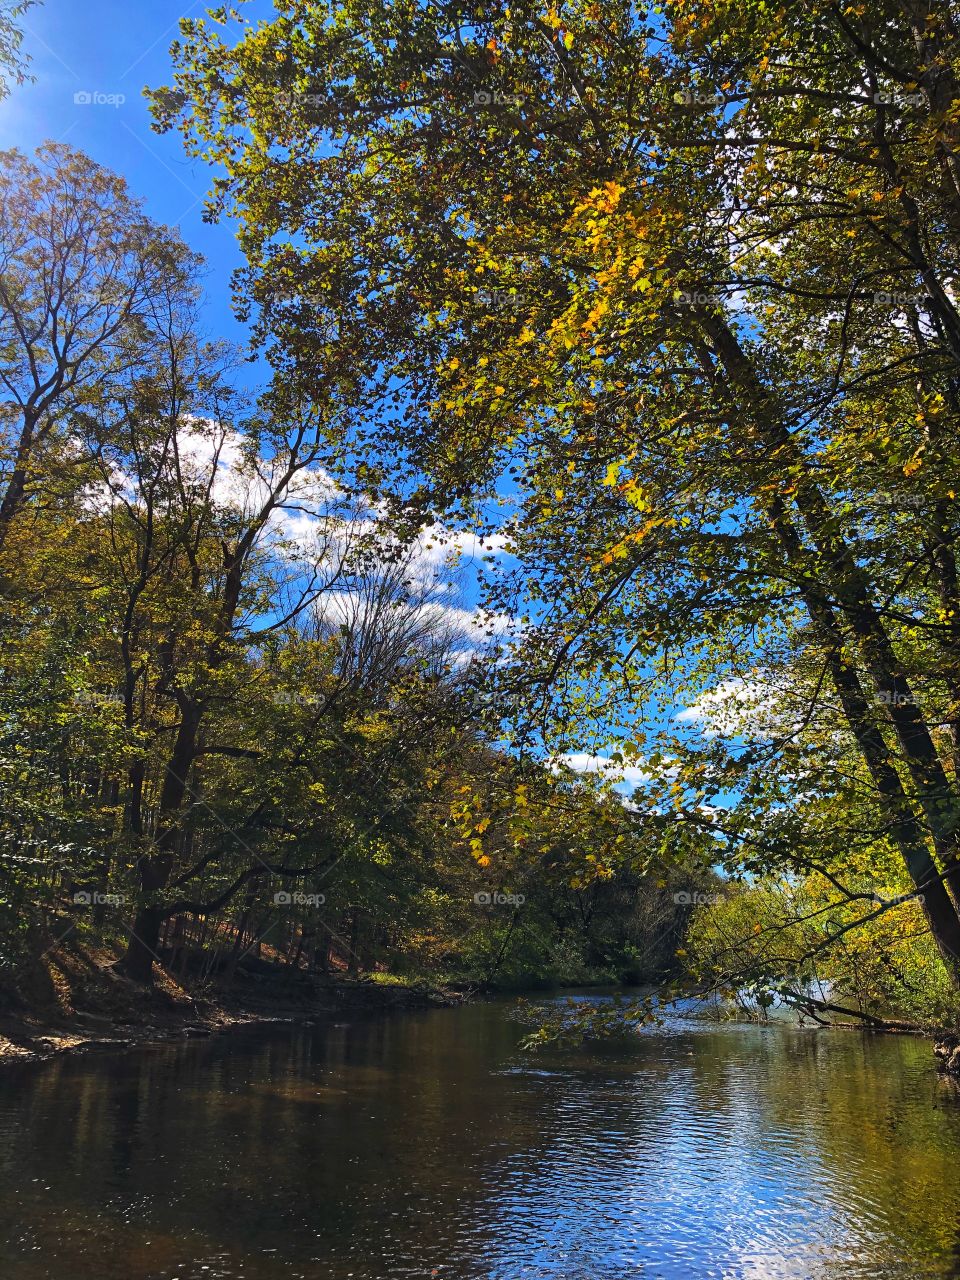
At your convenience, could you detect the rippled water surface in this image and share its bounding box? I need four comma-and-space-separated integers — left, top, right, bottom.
2, 997, 960, 1278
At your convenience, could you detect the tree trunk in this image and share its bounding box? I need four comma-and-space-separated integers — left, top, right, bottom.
688, 313, 960, 982
115, 699, 201, 982
347, 908, 361, 977
116, 905, 164, 983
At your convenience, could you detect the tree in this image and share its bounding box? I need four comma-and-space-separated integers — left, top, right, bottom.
152, 0, 960, 990
0, 1, 34, 100
0, 121, 691, 1001
0, 143, 198, 554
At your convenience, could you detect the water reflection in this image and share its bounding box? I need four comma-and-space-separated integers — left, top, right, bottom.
1, 1000, 959, 1278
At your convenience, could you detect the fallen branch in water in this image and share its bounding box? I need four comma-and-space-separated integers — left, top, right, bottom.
778, 990, 926, 1034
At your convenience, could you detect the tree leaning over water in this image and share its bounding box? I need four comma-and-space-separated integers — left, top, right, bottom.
151, 0, 960, 997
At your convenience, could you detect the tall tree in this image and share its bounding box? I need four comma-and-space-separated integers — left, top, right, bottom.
0, 143, 197, 553
153, 0, 960, 983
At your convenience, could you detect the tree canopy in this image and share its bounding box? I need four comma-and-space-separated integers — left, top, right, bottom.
0, 140, 690, 999
142, 0, 960, 1012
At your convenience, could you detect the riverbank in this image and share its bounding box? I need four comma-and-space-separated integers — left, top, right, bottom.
935, 1033, 960, 1076
6, 939, 960, 1078
0, 939, 463, 1066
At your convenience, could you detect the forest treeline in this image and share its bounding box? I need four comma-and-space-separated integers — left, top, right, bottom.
0, 141, 699, 1000
6, 0, 960, 1032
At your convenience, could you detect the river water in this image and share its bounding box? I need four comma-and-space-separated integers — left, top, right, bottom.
2, 996, 960, 1279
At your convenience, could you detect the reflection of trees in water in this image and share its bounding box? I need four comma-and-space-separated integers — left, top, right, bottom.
3, 1012, 960, 1278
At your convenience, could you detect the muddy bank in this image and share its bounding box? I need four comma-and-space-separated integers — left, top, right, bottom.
934, 1033, 960, 1076
0, 942, 464, 1066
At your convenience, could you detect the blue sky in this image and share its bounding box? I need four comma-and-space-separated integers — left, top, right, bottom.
0, 0, 267, 372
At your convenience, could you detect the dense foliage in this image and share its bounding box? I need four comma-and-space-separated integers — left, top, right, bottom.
0, 142, 695, 1001
5, 0, 960, 1030
142, 0, 960, 1026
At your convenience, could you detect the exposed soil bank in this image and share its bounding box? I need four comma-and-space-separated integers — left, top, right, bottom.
0, 942, 463, 1066
934, 1034, 960, 1076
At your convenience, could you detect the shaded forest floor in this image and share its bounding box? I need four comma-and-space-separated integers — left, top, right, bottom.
0, 938, 463, 1066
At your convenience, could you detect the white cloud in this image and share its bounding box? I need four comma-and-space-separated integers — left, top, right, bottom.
88, 418, 516, 577
414, 524, 514, 568
550, 752, 678, 791
674, 676, 789, 740
315, 588, 512, 654
79, 419, 519, 657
